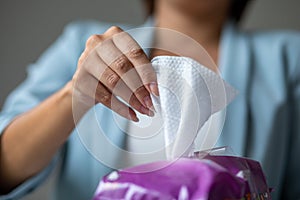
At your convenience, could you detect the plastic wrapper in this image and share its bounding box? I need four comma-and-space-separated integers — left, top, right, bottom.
93, 150, 271, 200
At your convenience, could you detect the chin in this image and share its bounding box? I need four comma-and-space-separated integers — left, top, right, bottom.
166, 0, 230, 17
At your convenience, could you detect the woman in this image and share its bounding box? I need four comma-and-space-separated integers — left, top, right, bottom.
0, 0, 299, 199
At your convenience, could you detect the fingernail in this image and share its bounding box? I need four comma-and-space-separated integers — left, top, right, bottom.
129, 109, 139, 122
148, 110, 155, 117
140, 105, 149, 114
149, 82, 159, 96
143, 96, 153, 109
140, 105, 154, 117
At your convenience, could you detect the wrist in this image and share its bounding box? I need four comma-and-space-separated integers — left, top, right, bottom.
61, 81, 73, 100
54, 81, 74, 116
62, 81, 92, 121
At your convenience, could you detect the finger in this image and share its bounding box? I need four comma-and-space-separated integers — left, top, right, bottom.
103, 26, 125, 38
78, 34, 103, 66
104, 26, 159, 96
112, 30, 159, 96
99, 67, 154, 117
96, 38, 154, 111
86, 34, 103, 51
82, 50, 153, 116
95, 82, 139, 122
80, 50, 106, 78
75, 69, 139, 122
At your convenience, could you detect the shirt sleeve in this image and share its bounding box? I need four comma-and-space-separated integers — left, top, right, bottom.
280, 33, 300, 199
0, 21, 86, 199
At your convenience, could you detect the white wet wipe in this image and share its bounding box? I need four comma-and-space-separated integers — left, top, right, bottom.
151, 56, 237, 159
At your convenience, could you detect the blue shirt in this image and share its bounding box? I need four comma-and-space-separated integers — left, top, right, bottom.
0, 18, 299, 200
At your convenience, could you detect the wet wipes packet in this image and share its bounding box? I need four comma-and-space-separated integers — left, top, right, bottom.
93, 151, 271, 200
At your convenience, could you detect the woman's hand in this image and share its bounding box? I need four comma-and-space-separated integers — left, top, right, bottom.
72, 26, 159, 122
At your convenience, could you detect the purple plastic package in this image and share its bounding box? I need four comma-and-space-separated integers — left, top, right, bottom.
93, 155, 271, 200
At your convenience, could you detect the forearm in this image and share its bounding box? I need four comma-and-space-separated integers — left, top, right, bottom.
0, 82, 80, 192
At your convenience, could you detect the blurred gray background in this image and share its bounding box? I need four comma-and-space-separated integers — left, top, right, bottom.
0, 0, 299, 199
1, 0, 300, 108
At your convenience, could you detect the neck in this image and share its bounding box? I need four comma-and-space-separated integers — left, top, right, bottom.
153, 1, 227, 64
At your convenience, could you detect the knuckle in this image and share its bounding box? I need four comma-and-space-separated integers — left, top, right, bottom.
86, 35, 101, 47
112, 56, 130, 72
86, 35, 96, 46
98, 92, 111, 105
108, 26, 122, 33
128, 48, 144, 59
105, 26, 123, 37
106, 73, 119, 88
101, 95, 110, 104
